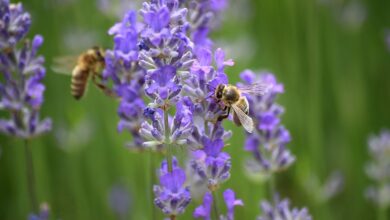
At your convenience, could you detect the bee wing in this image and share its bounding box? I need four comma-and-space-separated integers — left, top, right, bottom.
51, 55, 78, 75
231, 103, 254, 133
237, 83, 270, 96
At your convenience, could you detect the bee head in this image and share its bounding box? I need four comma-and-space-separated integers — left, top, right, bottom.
215, 84, 226, 100
92, 46, 105, 62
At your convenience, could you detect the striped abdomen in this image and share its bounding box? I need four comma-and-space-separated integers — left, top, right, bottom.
71, 66, 90, 100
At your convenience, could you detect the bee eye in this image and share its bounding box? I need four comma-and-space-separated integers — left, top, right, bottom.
216, 91, 222, 99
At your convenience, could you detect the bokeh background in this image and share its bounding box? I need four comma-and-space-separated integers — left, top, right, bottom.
1, 0, 390, 219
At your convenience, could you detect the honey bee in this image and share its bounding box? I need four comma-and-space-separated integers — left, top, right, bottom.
214, 83, 269, 133
52, 46, 115, 100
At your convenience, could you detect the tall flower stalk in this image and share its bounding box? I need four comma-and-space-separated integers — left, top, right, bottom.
0, 0, 51, 212
239, 70, 311, 217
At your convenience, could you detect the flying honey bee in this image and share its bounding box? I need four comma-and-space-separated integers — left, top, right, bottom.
52, 46, 116, 100
214, 83, 269, 133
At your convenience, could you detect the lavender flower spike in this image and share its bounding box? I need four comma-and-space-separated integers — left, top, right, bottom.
154, 157, 191, 218
365, 129, 390, 208
257, 198, 312, 220
0, 0, 51, 138
241, 70, 294, 178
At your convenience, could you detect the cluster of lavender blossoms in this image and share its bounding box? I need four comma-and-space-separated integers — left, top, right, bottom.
365, 130, 390, 209
240, 70, 295, 178
0, 0, 51, 139
104, 0, 248, 218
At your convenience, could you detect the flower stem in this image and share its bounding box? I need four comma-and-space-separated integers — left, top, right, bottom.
170, 215, 176, 220
212, 191, 220, 219
163, 109, 173, 172
146, 152, 156, 220
24, 139, 38, 212
378, 207, 387, 220
268, 174, 276, 200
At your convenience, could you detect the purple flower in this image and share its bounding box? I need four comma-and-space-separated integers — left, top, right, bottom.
258, 198, 312, 220
28, 203, 49, 220
240, 70, 295, 176
222, 189, 244, 220
154, 158, 191, 217
193, 192, 213, 220
0, 1, 51, 139
0, 1, 31, 49
140, 100, 193, 149
145, 65, 182, 101
185, 0, 229, 48
191, 138, 231, 191
386, 29, 390, 52
365, 129, 390, 208
194, 189, 243, 220
104, 10, 146, 148
108, 184, 132, 218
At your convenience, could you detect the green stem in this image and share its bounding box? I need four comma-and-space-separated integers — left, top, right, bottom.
24, 139, 38, 212
378, 207, 387, 220
145, 152, 157, 220
163, 109, 173, 172
212, 191, 220, 220
268, 174, 276, 200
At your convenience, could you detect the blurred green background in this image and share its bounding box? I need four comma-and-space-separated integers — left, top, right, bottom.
1, 0, 390, 219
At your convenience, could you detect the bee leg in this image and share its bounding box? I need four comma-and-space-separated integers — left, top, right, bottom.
91, 73, 117, 98
217, 107, 230, 121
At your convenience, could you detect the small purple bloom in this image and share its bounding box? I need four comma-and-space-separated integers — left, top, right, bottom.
145, 65, 182, 101
365, 129, 390, 208
108, 184, 132, 218
386, 29, 390, 52
154, 158, 191, 217
222, 189, 244, 220
193, 192, 213, 220
28, 203, 49, 220
191, 138, 231, 191
257, 198, 312, 220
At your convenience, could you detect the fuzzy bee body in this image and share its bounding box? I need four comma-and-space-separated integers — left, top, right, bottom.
232, 97, 249, 126
53, 46, 114, 100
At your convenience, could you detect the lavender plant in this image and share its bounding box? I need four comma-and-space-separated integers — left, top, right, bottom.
103, 0, 310, 219
365, 130, 390, 220
103, 0, 245, 218
0, 0, 51, 213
